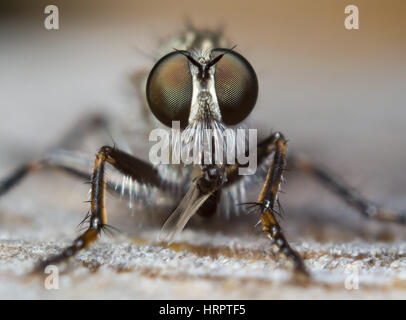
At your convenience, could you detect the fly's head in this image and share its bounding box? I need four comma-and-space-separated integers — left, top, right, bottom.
146, 47, 258, 130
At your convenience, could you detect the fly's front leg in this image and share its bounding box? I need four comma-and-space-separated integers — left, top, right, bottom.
224, 132, 308, 276
35, 146, 161, 271
289, 154, 406, 224
256, 133, 308, 277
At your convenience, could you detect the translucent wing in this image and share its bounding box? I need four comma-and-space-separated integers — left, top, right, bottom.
158, 183, 212, 244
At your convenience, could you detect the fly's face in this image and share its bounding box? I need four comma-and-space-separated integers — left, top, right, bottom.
145, 40, 261, 242
146, 46, 259, 132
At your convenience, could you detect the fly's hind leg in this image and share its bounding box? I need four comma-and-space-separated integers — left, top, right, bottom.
0, 113, 109, 196
0, 150, 93, 196
289, 154, 406, 224
35, 146, 162, 271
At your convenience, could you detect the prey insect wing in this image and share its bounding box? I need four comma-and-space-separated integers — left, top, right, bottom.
159, 182, 213, 244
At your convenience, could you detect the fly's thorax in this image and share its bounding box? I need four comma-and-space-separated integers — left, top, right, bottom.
155, 29, 228, 59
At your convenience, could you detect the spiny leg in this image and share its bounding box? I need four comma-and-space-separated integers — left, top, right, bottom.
257, 133, 308, 276
289, 153, 406, 224
35, 146, 162, 271
226, 132, 308, 276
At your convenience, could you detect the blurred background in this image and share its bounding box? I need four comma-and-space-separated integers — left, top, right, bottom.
1, 0, 405, 233
1, 0, 405, 178
0, 0, 405, 298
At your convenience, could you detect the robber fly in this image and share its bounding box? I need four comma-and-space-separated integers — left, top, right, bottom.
1, 25, 405, 278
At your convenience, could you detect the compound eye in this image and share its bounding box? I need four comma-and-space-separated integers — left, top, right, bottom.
212, 49, 258, 125
146, 51, 193, 128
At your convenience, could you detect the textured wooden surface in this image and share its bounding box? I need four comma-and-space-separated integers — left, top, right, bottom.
1, 171, 406, 299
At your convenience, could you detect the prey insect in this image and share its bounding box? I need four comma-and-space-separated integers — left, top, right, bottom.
1, 26, 405, 279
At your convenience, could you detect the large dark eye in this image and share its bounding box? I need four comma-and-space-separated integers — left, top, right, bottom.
212, 49, 258, 125
146, 51, 193, 128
